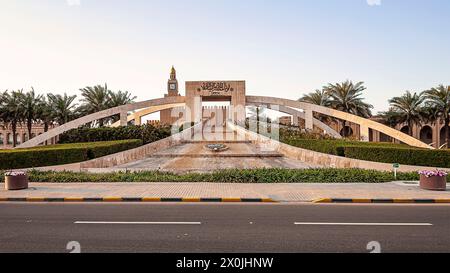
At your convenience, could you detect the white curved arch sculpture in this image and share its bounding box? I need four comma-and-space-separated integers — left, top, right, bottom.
18, 94, 430, 149
110, 103, 185, 128
114, 102, 341, 138
246, 103, 342, 139
246, 96, 431, 149
17, 96, 186, 148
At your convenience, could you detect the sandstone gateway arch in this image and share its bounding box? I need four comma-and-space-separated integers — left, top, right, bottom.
18, 80, 430, 150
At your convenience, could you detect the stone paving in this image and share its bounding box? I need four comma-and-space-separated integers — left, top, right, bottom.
113, 141, 317, 173
107, 127, 319, 173
1, 182, 449, 202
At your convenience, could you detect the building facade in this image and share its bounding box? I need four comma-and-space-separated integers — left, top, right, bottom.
0, 123, 58, 149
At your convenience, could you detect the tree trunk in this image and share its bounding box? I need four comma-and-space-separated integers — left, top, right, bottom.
342, 120, 348, 137
445, 117, 450, 148
44, 122, 49, 146
27, 118, 32, 141
408, 120, 413, 136
256, 107, 260, 134
12, 122, 17, 148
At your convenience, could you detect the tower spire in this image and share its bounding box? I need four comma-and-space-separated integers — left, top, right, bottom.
170, 66, 176, 80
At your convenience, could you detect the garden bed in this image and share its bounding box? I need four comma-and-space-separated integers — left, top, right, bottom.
0, 168, 429, 183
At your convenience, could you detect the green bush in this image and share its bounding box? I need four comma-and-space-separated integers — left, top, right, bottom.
0, 140, 142, 170
282, 138, 407, 157
59, 124, 171, 144
282, 135, 450, 168
344, 146, 450, 168
0, 168, 427, 183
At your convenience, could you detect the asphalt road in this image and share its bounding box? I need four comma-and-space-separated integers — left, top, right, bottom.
1, 202, 450, 253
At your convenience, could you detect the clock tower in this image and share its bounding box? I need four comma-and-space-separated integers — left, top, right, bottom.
167, 66, 179, 96
161, 66, 182, 125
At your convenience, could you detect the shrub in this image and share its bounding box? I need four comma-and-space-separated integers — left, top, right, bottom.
281, 132, 450, 168
59, 124, 171, 144
0, 168, 428, 183
344, 146, 450, 168
0, 140, 142, 170
281, 138, 407, 157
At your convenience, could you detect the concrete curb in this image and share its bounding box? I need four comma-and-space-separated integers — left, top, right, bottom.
313, 198, 450, 204
0, 197, 277, 203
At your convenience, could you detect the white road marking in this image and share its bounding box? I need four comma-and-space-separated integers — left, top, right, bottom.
74, 221, 201, 225
294, 222, 433, 226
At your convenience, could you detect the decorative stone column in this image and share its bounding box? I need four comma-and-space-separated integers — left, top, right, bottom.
360, 124, 370, 142
305, 109, 313, 130
120, 110, 128, 127
135, 115, 142, 126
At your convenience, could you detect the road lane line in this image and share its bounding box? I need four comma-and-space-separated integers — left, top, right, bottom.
74, 221, 201, 225
294, 222, 433, 226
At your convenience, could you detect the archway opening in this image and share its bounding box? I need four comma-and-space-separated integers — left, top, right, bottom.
379, 132, 392, 143
340, 126, 354, 138
202, 99, 231, 131
420, 126, 433, 144
400, 126, 410, 135
440, 127, 450, 147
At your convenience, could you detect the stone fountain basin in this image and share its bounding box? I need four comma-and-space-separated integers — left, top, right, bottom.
204, 143, 230, 153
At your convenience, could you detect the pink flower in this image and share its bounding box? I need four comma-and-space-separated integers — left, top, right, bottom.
419, 170, 448, 178
4, 171, 27, 177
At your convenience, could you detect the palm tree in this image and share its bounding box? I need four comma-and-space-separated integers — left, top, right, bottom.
79, 84, 110, 127
2, 90, 25, 147
299, 89, 331, 107
324, 80, 373, 136
22, 87, 43, 140
108, 90, 136, 123
47, 93, 77, 125
0, 90, 7, 129
388, 91, 426, 136
378, 108, 403, 128
299, 89, 332, 123
37, 97, 55, 133
108, 90, 136, 107
247, 106, 269, 134
423, 85, 450, 147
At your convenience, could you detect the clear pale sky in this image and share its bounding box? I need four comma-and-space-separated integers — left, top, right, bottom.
1, 0, 449, 113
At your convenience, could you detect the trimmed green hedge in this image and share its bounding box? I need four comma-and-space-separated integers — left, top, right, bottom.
344, 146, 450, 168
59, 124, 171, 144
0, 140, 143, 170
282, 138, 407, 157
282, 137, 450, 168
0, 168, 426, 183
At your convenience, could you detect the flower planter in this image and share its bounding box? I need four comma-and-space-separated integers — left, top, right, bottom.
5, 173, 29, 191
420, 175, 447, 191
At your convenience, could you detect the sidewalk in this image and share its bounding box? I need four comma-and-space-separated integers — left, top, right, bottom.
1, 181, 450, 203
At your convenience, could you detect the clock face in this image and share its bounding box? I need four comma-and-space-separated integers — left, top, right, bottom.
169, 83, 176, 90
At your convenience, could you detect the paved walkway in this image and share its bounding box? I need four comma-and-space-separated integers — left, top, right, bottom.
1, 182, 450, 202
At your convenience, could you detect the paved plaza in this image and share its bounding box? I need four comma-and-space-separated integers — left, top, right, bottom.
1, 181, 449, 202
